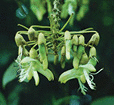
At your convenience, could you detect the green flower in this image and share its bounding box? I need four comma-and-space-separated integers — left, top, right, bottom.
58, 63, 97, 95
17, 57, 54, 86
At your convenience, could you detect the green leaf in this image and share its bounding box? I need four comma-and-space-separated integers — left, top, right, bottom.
53, 95, 79, 105
2, 62, 17, 88
91, 96, 114, 105
0, 92, 6, 105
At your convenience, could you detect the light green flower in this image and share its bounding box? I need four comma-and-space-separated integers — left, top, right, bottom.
18, 57, 54, 86
58, 63, 97, 95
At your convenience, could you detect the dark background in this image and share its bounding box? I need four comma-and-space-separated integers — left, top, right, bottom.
0, 0, 114, 105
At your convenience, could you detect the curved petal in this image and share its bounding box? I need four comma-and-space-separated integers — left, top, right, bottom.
83, 69, 96, 90
33, 71, 39, 86
21, 57, 38, 64
79, 64, 96, 72
58, 69, 79, 83
38, 69, 54, 81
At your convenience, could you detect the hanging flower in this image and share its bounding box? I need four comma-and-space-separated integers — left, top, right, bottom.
18, 57, 54, 86
58, 57, 102, 95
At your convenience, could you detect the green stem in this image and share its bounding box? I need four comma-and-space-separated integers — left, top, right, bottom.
58, 13, 73, 33
31, 25, 51, 29
17, 31, 28, 35
17, 24, 29, 30
59, 30, 98, 35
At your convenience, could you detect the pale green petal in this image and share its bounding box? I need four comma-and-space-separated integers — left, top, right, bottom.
27, 69, 33, 80
58, 69, 79, 83
31, 61, 42, 71
21, 57, 37, 63
33, 71, 39, 86
83, 69, 96, 90
19, 63, 32, 82
79, 64, 96, 72
38, 68, 54, 81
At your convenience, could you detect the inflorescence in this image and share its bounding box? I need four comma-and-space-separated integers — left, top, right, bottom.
14, 0, 102, 95
15, 23, 102, 95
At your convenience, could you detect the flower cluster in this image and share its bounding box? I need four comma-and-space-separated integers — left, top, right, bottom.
14, 24, 101, 95
15, 29, 54, 86
14, 0, 101, 94
58, 31, 101, 95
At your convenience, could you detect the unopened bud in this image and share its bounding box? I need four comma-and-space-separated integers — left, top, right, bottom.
38, 33, 46, 45
61, 46, 66, 56
79, 35, 85, 45
28, 27, 37, 41
77, 45, 85, 60
23, 47, 29, 56
80, 52, 89, 64
64, 31, 71, 40
61, 47, 66, 68
39, 44, 46, 61
18, 45, 23, 55
54, 54, 59, 65
89, 47, 96, 58
43, 57, 48, 70
61, 61, 65, 69
29, 48, 38, 58
94, 33, 100, 46
88, 33, 100, 46
15, 33, 27, 47
72, 35, 78, 45
65, 40, 72, 60
73, 45, 77, 52
73, 55, 79, 69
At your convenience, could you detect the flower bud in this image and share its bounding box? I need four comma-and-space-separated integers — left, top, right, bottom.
15, 33, 27, 47
54, 54, 59, 65
79, 35, 85, 45
61, 61, 65, 69
18, 45, 23, 55
60, 55, 66, 69
28, 27, 37, 41
89, 47, 96, 58
77, 45, 85, 60
38, 33, 46, 45
73, 45, 77, 52
73, 55, 79, 69
39, 44, 46, 61
43, 57, 48, 70
94, 33, 100, 46
72, 35, 78, 45
88, 33, 100, 46
23, 47, 29, 56
65, 40, 72, 60
80, 52, 89, 64
61, 46, 66, 68
61, 46, 66, 56
29, 48, 38, 58
64, 31, 71, 40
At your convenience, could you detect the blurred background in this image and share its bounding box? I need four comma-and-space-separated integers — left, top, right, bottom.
0, 0, 114, 105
